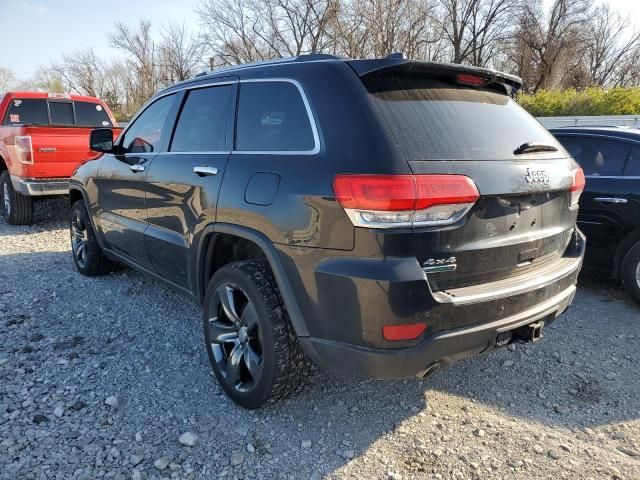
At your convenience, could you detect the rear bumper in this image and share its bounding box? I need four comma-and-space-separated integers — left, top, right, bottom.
298, 229, 585, 379
11, 176, 69, 196
301, 284, 576, 379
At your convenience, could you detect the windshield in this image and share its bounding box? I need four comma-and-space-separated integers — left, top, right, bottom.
364, 76, 563, 161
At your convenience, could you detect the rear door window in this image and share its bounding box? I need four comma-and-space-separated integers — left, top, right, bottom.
170, 85, 233, 152
235, 82, 315, 152
3, 98, 49, 125
49, 101, 74, 125
363, 76, 562, 161
75, 102, 113, 127
557, 136, 630, 176
624, 145, 640, 176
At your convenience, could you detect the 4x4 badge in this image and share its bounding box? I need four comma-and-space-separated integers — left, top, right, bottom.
524, 168, 549, 185
423, 257, 457, 273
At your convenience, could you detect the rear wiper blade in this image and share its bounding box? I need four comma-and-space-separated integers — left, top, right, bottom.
514, 142, 558, 155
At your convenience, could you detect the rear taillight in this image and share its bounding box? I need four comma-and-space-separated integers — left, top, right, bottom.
570, 168, 585, 207
333, 174, 480, 228
14, 136, 33, 164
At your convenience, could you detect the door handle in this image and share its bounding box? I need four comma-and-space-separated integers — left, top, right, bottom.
594, 197, 627, 204
194, 166, 218, 176
129, 164, 145, 173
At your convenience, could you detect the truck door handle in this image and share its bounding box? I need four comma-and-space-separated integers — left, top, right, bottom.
594, 197, 627, 204
194, 166, 218, 176
129, 164, 145, 173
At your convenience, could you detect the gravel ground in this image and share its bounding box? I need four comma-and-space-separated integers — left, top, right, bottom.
0, 198, 638, 480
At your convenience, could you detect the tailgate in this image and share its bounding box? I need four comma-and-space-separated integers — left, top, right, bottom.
410, 159, 577, 291
27, 126, 99, 178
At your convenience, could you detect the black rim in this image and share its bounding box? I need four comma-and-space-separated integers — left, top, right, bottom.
71, 211, 89, 268
207, 283, 263, 393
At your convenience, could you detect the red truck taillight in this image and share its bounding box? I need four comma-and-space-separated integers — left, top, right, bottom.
333, 174, 480, 228
14, 136, 33, 164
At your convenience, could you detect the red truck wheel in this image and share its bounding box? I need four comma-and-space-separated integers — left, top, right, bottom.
0, 171, 33, 225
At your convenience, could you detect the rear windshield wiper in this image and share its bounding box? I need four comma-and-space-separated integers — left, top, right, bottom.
514, 142, 558, 155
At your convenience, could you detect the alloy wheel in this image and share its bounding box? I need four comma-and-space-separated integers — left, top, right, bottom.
71, 211, 89, 268
3, 182, 10, 216
207, 283, 263, 393
636, 261, 640, 288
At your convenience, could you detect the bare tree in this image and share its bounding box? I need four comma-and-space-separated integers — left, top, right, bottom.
109, 19, 158, 106
433, 0, 519, 66
586, 3, 640, 87
0, 67, 17, 92
517, 0, 592, 92
158, 22, 205, 84
50, 49, 106, 98
198, 0, 339, 65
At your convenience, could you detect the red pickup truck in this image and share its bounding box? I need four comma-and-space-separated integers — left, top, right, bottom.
0, 92, 121, 224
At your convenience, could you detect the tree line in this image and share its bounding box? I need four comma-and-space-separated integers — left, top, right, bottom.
1, 0, 639, 120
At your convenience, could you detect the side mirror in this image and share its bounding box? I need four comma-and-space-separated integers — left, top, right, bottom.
90, 128, 115, 153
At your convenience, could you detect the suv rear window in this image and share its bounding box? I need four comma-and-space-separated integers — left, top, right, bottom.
3, 98, 49, 125
2, 98, 112, 127
364, 76, 562, 161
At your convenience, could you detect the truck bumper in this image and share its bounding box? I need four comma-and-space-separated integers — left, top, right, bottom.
11, 176, 69, 196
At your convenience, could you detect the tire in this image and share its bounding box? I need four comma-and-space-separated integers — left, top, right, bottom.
70, 200, 114, 276
621, 241, 640, 307
203, 259, 313, 409
0, 171, 33, 225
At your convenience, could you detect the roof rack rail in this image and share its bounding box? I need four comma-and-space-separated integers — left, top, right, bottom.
293, 53, 343, 62
385, 52, 404, 59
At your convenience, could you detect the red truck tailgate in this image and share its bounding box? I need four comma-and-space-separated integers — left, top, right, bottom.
26, 126, 103, 178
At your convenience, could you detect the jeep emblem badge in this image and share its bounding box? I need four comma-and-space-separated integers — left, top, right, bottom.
525, 168, 549, 185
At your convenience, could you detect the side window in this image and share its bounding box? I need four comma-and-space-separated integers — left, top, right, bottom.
625, 146, 640, 176
558, 136, 630, 176
236, 82, 315, 152
3, 98, 49, 125
120, 94, 176, 154
170, 85, 233, 152
49, 101, 74, 125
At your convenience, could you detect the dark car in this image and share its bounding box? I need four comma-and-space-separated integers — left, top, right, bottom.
69, 55, 585, 409
551, 126, 640, 305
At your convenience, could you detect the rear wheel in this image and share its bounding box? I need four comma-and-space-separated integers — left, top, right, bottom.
621, 242, 640, 307
70, 200, 114, 276
0, 171, 33, 225
203, 259, 313, 409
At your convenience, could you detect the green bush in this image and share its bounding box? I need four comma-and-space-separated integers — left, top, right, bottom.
517, 87, 640, 117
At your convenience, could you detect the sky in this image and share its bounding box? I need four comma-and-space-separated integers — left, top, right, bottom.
1, 0, 640, 79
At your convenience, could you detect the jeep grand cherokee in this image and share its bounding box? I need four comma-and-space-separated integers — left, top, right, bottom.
69, 55, 585, 409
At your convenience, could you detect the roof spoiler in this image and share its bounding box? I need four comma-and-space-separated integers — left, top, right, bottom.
348, 59, 522, 96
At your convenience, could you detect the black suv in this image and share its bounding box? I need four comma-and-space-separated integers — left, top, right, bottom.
70, 55, 585, 408
551, 127, 640, 305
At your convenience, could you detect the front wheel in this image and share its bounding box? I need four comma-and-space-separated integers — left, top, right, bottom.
621, 242, 640, 307
0, 171, 33, 225
203, 259, 313, 409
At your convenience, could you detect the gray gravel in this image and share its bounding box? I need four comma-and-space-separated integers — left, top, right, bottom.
1, 198, 639, 480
